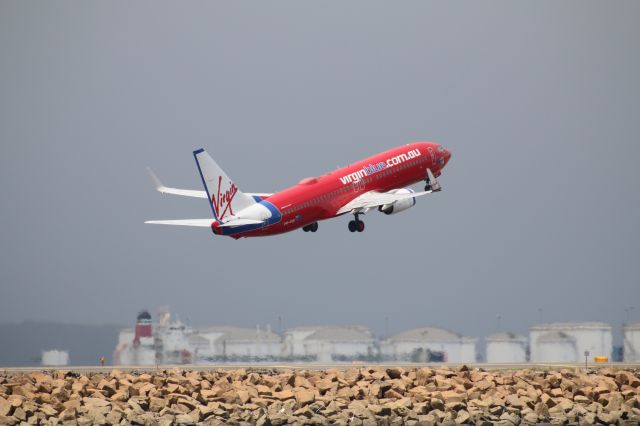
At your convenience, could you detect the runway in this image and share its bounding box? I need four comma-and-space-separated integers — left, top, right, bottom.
2, 362, 639, 374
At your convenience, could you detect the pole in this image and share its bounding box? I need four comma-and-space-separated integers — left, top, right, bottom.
584, 350, 590, 371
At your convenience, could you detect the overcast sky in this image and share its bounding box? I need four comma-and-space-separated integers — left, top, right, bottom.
1, 1, 639, 343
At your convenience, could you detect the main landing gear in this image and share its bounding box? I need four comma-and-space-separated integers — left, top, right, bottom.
348, 213, 365, 233
302, 222, 318, 232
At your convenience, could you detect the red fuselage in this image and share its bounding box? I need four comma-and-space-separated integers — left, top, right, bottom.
217, 142, 451, 238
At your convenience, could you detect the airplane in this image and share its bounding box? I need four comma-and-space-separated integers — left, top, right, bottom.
146, 142, 451, 239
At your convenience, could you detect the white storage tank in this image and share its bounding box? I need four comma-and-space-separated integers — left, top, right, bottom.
283, 326, 320, 359
486, 332, 527, 363
529, 322, 612, 362
623, 323, 640, 362
383, 327, 477, 363
534, 332, 577, 362
195, 325, 282, 362
298, 326, 375, 363
42, 350, 69, 366
282, 326, 375, 362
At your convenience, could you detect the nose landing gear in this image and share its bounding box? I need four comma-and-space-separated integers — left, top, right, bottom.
425, 168, 442, 192
348, 213, 365, 233
425, 175, 435, 192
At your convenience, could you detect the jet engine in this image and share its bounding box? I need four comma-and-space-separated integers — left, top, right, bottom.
377, 188, 416, 215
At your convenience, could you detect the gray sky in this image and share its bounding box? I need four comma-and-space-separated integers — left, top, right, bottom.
1, 1, 639, 343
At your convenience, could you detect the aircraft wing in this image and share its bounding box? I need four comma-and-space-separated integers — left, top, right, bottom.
336, 168, 441, 214
336, 189, 434, 215
147, 168, 272, 199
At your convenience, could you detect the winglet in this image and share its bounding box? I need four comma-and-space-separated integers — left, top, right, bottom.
145, 167, 208, 199
147, 167, 164, 191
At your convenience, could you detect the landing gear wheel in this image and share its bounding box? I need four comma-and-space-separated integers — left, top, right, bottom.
349, 212, 365, 233
303, 223, 318, 233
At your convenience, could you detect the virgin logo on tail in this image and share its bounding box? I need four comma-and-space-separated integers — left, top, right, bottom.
211, 176, 237, 219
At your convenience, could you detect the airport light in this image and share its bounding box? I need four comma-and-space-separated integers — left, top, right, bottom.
584, 350, 590, 370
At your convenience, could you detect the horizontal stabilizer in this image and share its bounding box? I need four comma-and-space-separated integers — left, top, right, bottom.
144, 218, 264, 228
145, 219, 212, 227
147, 168, 272, 199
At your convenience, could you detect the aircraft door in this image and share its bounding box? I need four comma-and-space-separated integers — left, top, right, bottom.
427, 147, 437, 166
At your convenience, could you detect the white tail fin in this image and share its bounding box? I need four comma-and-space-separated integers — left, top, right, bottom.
193, 148, 258, 221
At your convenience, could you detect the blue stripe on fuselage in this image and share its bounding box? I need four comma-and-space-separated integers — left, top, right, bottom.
219, 200, 281, 236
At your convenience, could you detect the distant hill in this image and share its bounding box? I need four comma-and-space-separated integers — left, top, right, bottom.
0, 321, 122, 366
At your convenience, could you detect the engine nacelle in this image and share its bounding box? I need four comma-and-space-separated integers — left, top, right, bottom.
378, 188, 416, 215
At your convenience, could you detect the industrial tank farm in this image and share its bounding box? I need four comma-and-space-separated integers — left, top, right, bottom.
111, 312, 634, 366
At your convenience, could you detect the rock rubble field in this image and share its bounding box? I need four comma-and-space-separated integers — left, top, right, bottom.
0, 366, 639, 425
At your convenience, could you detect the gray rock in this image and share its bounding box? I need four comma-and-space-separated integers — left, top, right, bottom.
104, 410, 122, 425
455, 410, 470, 424
499, 411, 520, 425
415, 413, 437, 426
157, 415, 175, 426
175, 413, 197, 425
0, 416, 17, 426
597, 411, 620, 424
